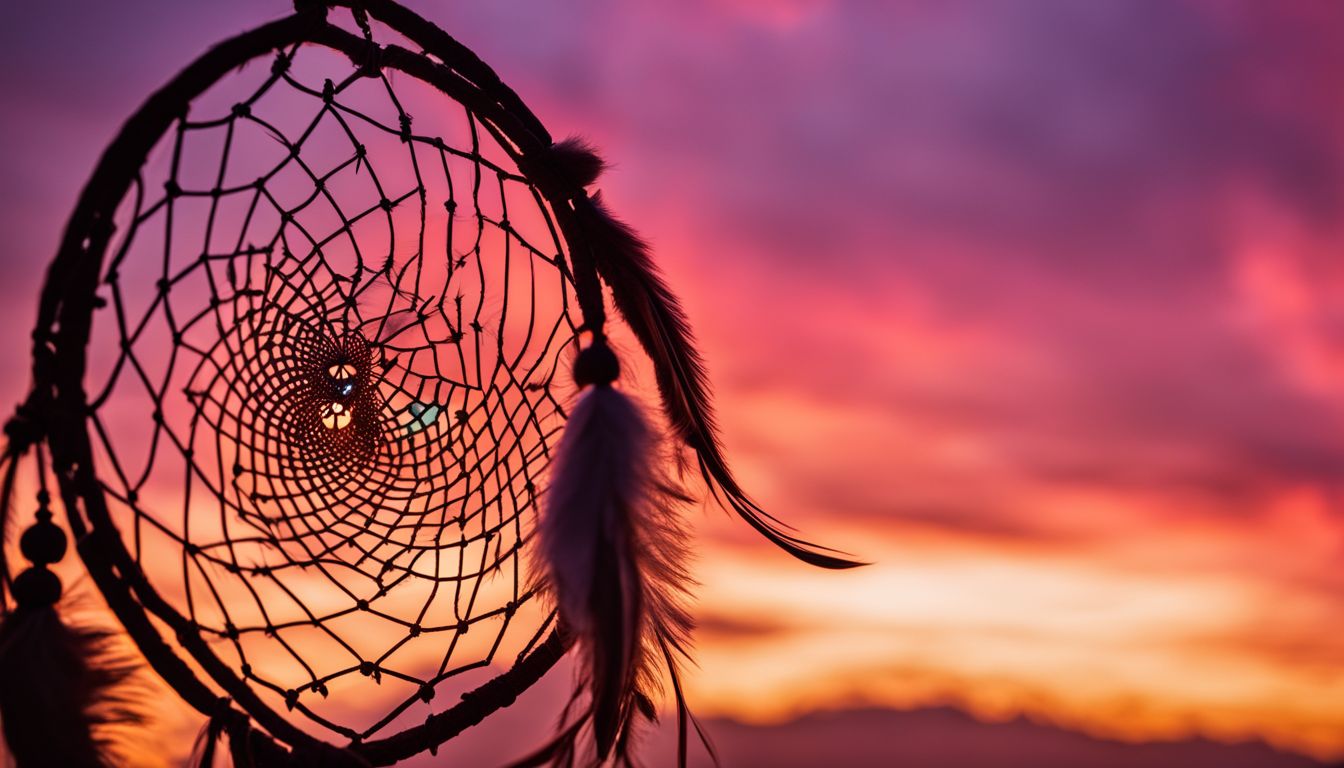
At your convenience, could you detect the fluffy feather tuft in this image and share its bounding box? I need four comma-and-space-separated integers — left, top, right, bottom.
0, 603, 146, 767
548, 137, 607, 190
535, 384, 697, 765
574, 194, 863, 569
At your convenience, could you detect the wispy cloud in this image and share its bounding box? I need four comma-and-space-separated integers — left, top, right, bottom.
2, 0, 1343, 762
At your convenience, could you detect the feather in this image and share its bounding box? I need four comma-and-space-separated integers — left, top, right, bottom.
1, 437, 146, 767
536, 378, 698, 764
546, 137, 607, 190
0, 450, 19, 611
573, 194, 864, 569
0, 603, 144, 768
189, 715, 224, 768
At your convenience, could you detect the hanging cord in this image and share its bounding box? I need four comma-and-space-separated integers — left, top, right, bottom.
8, 443, 62, 611
1, 395, 48, 612
0, 438, 146, 768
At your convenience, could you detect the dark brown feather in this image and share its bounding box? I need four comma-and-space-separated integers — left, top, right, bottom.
574, 194, 864, 569
547, 137, 607, 190
0, 605, 144, 768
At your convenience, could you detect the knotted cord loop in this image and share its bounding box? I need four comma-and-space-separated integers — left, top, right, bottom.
3, 405, 41, 455
573, 335, 620, 388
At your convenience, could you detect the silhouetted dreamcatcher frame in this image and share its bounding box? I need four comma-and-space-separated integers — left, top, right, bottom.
0, 1, 858, 765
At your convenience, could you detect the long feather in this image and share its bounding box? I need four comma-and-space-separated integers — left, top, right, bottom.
572, 193, 863, 569
537, 383, 698, 764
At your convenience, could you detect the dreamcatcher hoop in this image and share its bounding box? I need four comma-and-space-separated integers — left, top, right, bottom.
28, 3, 590, 763
3, 1, 857, 765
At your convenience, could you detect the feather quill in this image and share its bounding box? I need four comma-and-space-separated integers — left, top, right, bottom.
536, 380, 697, 764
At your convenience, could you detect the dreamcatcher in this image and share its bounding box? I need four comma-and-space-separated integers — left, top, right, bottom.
0, 2, 858, 765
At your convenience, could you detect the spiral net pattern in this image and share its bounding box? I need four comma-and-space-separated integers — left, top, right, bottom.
83, 38, 578, 740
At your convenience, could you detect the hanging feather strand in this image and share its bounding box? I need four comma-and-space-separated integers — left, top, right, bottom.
546, 137, 608, 191
0, 608, 143, 768
0, 416, 145, 768
534, 339, 700, 765
0, 516, 144, 764
567, 188, 863, 569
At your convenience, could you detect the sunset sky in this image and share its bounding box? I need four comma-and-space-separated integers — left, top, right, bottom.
3, 1, 1344, 766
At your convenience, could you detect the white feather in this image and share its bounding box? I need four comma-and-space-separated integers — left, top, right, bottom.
536, 384, 695, 763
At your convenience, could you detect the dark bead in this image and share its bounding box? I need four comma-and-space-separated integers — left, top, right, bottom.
12, 566, 62, 607
573, 339, 620, 387
19, 518, 67, 566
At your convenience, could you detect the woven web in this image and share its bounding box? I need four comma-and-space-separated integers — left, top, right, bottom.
82, 36, 578, 741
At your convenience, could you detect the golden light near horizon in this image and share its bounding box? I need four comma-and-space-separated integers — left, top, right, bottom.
684, 517, 1344, 760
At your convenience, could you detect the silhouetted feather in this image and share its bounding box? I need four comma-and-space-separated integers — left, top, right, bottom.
547, 137, 607, 190
189, 713, 225, 768
0, 605, 145, 767
574, 194, 864, 569
0, 451, 18, 611
659, 635, 718, 768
